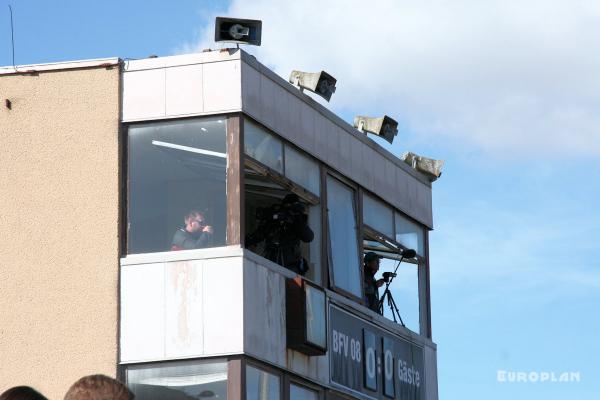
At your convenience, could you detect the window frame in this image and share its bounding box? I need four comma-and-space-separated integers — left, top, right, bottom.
325, 172, 364, 304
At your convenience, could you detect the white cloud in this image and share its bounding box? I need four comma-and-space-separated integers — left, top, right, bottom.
182, 0, 600, 158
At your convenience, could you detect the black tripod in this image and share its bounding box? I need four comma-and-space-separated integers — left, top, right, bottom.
378, 249, 416, 326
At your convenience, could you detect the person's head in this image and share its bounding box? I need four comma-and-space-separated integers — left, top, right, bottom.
184, 210, 206, 233
64, 375, 133, 400
364, 252, 382, 273
0, 386, 47, 400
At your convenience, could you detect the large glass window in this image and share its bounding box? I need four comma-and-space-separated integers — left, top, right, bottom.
244, 120, 283, 173
363, 194, 394, 238
284, 145, 320, 196
326, 176, 361, 297
394, 212, 425, 256
290, 384, 319, 400
126, 359, 228, 400
378, 257, 420, 332
246, 365, 280, 400
128, 117, 227, 254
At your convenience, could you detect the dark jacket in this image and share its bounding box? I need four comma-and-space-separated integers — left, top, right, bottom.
171, 228, 213, 251
364, 267, 381, 314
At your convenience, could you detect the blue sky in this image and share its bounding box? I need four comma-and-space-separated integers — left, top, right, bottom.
2, 0, 599, 398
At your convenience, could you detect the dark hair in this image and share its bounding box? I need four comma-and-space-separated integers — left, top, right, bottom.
64, 375, 133, 400
0, 386, 47, 400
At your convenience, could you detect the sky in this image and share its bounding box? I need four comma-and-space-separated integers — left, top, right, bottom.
1, 0, 599, 398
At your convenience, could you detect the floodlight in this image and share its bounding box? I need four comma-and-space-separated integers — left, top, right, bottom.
289, 70, 337, 102
401, 152, 444, 182
353, 115, 398, 144
215, 17, 262, 46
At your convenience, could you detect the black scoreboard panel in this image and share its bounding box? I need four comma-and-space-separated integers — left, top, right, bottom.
329, 305, 425, 400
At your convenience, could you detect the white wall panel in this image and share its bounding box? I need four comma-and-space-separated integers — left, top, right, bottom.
273, 86, 291, 140
286, 96, 304, 143
120, 263, 165, 362
202, 257, 244, 354
325, 120, 340, 171
203, 60, 241, 113
122, 68, 166, 121
166, 65, 204, 116
165, 260, 204, 358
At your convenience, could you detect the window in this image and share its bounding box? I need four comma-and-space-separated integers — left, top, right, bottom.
378, 257, 420, 333
126, 359, 228, 400
363, 194, 394, 238
305, 283, 327, 349
290, 384, 319, 400
326, 176, 361, 298
284, 145, 320, 196
244, 121, 322, 283
246, 365, 280, 400
245, 120, 283, 173
394, 212, 425, 256
128, 117, 227, 254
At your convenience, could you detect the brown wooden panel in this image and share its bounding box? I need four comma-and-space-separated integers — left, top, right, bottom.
227, 114, 244, 245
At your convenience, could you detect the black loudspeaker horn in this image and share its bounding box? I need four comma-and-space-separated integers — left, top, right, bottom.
215, 17, 262, 46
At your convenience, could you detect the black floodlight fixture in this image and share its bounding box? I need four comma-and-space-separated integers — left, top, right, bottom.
289, 70, 337, 102
353, 115, 399, 144
215, 17, 262, 46
401, 151, 444, 182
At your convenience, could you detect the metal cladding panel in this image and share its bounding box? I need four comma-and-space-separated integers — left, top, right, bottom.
338, 129, 352, 178
203, 257, 244, 354
120, 263, 166, 362
259, 74, 278, 128
202, 60, 242, 113
299, 101, 316, 155
313, 114, 330, 161
424, 346, 439, 400
243, 259, 287, 367
122, 68, 166, 121
165, 260, 204, 358
166, 64, 204, 116
286, 349, 329, 384
287, 95, 304, 144
274, 86, 292, 141
326, 119, 341, 170
350, 137, 364, 183
241, 61, 261, 119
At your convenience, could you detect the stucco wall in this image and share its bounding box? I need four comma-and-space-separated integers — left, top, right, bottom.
0, 66, 120, 399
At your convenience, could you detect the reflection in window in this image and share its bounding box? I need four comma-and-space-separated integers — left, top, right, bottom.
326, 176, 361, 297
290, 384, 318, 400
305, 284, 326, 349
394, 212, 424, 256
303, 205, 322, 284
244, 120, 283, 173
128, 117, 227, 254
126, 359, 228, 400
246, 365, 280, 400
363, 194, 394, 238
379, 257, 419, 333
284, 145, 320, 196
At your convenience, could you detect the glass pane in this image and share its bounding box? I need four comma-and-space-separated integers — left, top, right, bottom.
363, 194, 394, 238
246, 366, 280, 400
394, 213, 425, 256
305, 284, 326, 348
290, 384, 318, 400
244, 119, 283, 173
284, 145, 320, 195
128, 117, 227, 254
379, 257, 419, 333
326, 177, 361, 297
126, 359, 228, 400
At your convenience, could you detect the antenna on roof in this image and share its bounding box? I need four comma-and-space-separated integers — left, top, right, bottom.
8, 5, 16, 70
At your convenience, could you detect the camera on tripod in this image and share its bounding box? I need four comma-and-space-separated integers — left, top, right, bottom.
381, 271, 397, 282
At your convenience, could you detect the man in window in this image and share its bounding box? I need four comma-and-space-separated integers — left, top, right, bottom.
363, 252, 390, 314
171, 210, 214, 251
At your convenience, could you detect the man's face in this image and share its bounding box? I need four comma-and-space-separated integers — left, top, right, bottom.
186, 214, 205, 233
368, 259, 380, 273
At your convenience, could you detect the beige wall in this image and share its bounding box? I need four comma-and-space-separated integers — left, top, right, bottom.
0, 66, 120, 399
